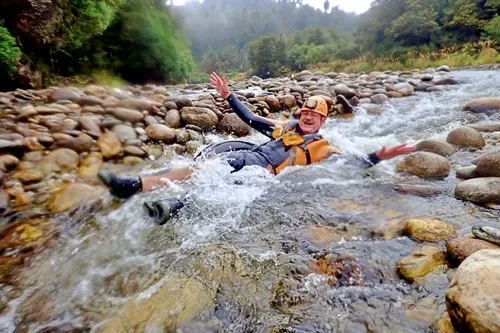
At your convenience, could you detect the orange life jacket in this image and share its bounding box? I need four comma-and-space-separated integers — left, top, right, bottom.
255, 120, 341, 175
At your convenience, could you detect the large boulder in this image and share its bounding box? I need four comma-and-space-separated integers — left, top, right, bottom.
416, 139, 456, 157
218, 113, 251, 137
475, 152, 500, 177
446, 127, 485, 149
180, 107, 218, 130
396, 152, 451, 178
455, 177, 500, 203
463, 98, 500, 113
446, 249, 500, 333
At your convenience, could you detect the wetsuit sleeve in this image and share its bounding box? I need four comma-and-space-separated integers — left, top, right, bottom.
226, 93, 276, 138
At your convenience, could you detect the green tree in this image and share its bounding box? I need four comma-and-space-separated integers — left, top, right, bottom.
483, 15, 500, 40
249, 35, 287, 78
0, 22, 21, 77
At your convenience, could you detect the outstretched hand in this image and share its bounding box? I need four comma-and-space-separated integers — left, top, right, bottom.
210, 72, 231, 99
376, 143, 416, 160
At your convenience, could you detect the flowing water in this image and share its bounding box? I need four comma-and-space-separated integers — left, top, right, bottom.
2, 71, 500, 333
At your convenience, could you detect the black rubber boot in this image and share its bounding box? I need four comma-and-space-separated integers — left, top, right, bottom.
98, 169, 142, 200
143, 198, 186, 225
336, 95, 355, 114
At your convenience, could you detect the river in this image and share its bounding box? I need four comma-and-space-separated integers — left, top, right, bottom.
1, 70, 500, 332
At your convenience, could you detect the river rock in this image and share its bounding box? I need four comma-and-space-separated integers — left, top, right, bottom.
48, 88, 80, 103
394, 82, 414, 92
79, 115, 102, 135
117, 98, 152, 111
334, 84, 356, 99
447, 238, 500, 267
455, 165, 478, 179
436, 78, 459, 85
12, 169, 44, 183
396, 245, 447, 282
77, 152, 103, 179
437, 65, 451, 72
361, 103, 382, 115
186, 141, 203, 154
39, 148, 79, 175
396, 152, 451, 178
0, 190, 9, 213
23, 137, 45, 151
416, 139, 456, 157
446, 127, 485, 149
180, 107, 218, 130
164, 101, 177, 110
371, 94, 390, 104
144, 115, 158, 127
279, 95, 297, 109
416, 83, 435, 91
0, 154, 19, 171
264, 95, 280, 112
475, 152, 500, 177
97, 131, 122, 158
83, 85, 107, 96
110, 108, 144, 123
82, 105, 105, 114
218, 113, 251, 137
402, 218, 457, 242
61, 118, 78, 131
54, 133, 92, 153
176, 98, 193, 109
123, 146, 146, 157
75, 96, 103, 107
145, 124, 176, 142
393, 184, 442, 197
455, 177, 500, 203
463, 98, 500, 113
123, 156, 143, 165
48, 183, 106, 214
111, 124, 137, 142
175, 130, 190, 144
446, 249, 500, 333
165, 109, 182, 128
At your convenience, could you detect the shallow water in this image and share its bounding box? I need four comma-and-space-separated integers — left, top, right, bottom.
2, 71, 500, 333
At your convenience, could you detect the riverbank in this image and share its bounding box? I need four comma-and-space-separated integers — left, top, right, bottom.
1, 67, 500, 332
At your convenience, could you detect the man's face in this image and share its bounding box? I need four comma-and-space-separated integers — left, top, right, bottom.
299, 110, 326, 134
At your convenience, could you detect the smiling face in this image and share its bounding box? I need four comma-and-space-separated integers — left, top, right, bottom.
299, 110, 327, 134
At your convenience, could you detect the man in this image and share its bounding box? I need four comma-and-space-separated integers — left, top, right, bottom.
98, 72, 415, 224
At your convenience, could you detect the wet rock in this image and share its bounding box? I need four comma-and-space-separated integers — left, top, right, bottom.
175, 130, 190, 144
54, 133, 92, 153
61, 118, 78, 131
360, 103, 382, 115
0, 190, 10, 213
446, 249, 500, 333
0, 139, 24, 152
97, 131, 122, 158
455, 177, 500, 203
463, 98, 500, 113
22, 151, 43, 162
393, 184, 442, 197
279, 95, 297, 109
455, 165, 478, 179
165, 109, 182, 128
466, 122, 500, 132
82, 105, 105, 114
396, 152, 451, 178
75, 95, 103, 107
310, 253, 366, 288
387, 91, 403, 98
12, 169, 44, 183
48, 183, 106, 214
123, 156, 143, 166
446, 127, 485, 149
405, 297, 439, 325
416, 139, 456, 157
431, 312, 457, 333
371, 94, 390, 104
435, 78, 459, 85
176, 98, 193, 109
446, 238, 499, 267
394, 82, 414, 92
334, 84, 356, 99
144, 115, 158, 126
396, 245, 447, 282
437, 65, 451, 72
186, 141, 203, 154
79, 115, 102, 135
264, 95, 280, 112
117, 98, 152, 111
218, 113, 251, 137
402, 218, 456, 242
78, 152, 103, 179
476, 152, 500, 177
48, 88, 80, 103
164, 101, 177, 110
180, 107, 218, 130
111, 124, 137, 143
39, 148, 79, 175
110, 108, 144, 123
123, 146, 146, 157
145, 124, 176, 142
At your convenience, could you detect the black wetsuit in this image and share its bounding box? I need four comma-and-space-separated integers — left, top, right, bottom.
221, 94, 381, 172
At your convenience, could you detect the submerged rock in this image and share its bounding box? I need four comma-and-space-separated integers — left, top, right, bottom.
48, 183, 106, 214
463, 98, 500, 113
402, 218, 456, 242
396, 245, 447, 282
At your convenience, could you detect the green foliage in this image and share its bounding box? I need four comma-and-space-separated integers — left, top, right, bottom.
483, 15, 500, 40
0, 22, 21, 77
249, 35, 287, 78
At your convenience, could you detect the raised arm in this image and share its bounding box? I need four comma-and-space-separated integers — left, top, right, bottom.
328, 143, 415, 168
210, 72, 284, 138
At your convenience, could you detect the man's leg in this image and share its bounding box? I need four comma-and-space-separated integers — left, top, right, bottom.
98, 166, 195, 200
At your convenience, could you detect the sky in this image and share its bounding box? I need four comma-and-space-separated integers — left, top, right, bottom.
171, 0, 372, 14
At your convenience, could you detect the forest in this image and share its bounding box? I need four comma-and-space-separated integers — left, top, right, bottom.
0, 0, 499, 90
